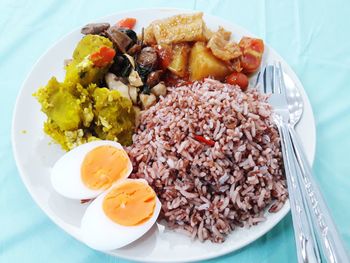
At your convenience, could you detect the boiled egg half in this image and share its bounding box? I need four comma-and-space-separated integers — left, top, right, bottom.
51, 140, 132, 199
81, 178, 161, 250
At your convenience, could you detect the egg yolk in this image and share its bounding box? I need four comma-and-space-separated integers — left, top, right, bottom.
103, 181, 156, 226
81, 146, 129, 190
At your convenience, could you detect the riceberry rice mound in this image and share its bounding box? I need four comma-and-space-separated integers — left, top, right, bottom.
127, 78, 287, 243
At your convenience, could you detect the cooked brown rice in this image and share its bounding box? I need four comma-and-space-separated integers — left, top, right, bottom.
127, 79, 287, 243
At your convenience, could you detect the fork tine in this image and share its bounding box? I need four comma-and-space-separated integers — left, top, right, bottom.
272, 65, 280, 94
255, 70, 262, 86
255, 70, 264, 93
276, 62, 287, 96
264, 65, 274, 94
271, 65, 277, 93
264, 67, 271, 94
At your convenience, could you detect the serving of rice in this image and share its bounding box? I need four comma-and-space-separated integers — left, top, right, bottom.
127, 79, 287, 243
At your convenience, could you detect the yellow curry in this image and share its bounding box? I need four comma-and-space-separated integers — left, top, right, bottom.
34, 35, 135, 150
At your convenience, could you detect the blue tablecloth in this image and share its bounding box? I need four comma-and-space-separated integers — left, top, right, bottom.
1, 0, 349, 262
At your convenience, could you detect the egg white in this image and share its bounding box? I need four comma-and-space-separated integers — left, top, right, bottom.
51, 140, 132, 200
80, 179, 161, 251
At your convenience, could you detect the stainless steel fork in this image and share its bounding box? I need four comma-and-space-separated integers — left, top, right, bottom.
257, 64, 321, 263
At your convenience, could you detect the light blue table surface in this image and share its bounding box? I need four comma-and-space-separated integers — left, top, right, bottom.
1, 0, 349, 262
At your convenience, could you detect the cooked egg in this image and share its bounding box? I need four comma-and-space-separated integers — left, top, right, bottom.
81, 179, 161, 251
51, 140, 132, 199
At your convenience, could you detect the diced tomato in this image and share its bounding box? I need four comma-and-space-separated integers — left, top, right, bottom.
90, 46, 116, 67
193, 135, 215, 147
155, 45, 173, 69
239, 37, 264, 53
116, 18, 137, 29
239, 37, 264, 73
226, 72, 249, 91
240, 53, 261, 73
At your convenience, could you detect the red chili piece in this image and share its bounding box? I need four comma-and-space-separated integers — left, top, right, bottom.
193, 135, 215, 146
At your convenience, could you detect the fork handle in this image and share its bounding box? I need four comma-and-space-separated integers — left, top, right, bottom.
278, 121, 321, 263
288, 127, 350, 263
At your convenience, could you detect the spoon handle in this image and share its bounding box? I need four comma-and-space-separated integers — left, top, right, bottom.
278, 122, 321, 263
288, 127, 350, 263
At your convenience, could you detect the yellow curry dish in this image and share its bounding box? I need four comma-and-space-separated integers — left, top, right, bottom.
34, 34, 135, 150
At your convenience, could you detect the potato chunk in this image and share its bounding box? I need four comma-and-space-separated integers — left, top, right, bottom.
168, 43, 190, 77
189, 42, 230, 81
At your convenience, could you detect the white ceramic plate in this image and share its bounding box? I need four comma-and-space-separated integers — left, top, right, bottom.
12, 8, 316, 263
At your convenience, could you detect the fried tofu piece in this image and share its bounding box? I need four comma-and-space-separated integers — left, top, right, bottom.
207, 27, 242, 61
143, 24, 157, 45
150, 13, 211, 45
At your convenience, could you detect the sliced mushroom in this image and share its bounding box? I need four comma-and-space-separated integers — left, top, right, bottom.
105, 26, 132, 53
81, 23, 110, 35
128, 86, 138, 104
140, 93, 157, 109
137, 47, 158, 69
151, 82, 167, 97
146, 70, 163, 87
118, 28, 138, 46
127, 43, 142, 56
105, 73, 130, 99
128, 69, 143, 87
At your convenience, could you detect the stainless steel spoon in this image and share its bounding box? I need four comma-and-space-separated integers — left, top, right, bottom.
281, 67, 350, 263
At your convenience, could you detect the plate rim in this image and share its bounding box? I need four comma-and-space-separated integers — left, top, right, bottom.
11, 7, 316, 263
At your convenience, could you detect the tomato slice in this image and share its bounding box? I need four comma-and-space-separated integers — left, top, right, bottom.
225, 72, 249, 91
239, 37, 264, 73
155, 45, 173, 69
90, 46, 116, 67
116, 18, 137, 29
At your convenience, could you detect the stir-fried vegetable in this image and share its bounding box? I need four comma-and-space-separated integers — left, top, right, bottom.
109, 54, 133, 77
116, 18, 137, 29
